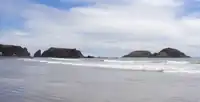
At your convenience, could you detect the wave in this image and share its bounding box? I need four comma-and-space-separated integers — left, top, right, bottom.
164, 70, 200, 74
49, 58, 82, 61
166, 61, 190, 64
19, 58, 200, 74
21, 58, 193, 65
103, 60, 191, 65
103, 59, 135, 63
103, 59, 162, 64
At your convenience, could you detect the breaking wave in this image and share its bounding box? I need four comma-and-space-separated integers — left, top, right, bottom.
19, 58, 200, 74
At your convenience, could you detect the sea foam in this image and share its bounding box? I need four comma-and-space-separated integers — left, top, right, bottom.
19, 58, 200, 74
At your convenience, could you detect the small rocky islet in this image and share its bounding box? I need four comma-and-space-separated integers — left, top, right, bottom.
0, 44, 190, 58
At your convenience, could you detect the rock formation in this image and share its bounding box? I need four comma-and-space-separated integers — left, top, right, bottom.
123, 48, 190, 58
123, 51, 152, 57
156, 48, 189, 58
85, 55, 95, 58
41, 47, 84, 58
0, 44, 30, 57
34, 50, 42, 57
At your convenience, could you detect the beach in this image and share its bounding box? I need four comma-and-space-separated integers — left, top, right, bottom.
0, 58, 200, 102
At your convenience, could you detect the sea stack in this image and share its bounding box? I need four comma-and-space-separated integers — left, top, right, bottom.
41, 47, 84, 58
0, 44, 30, 57
155, 48, 190, 58
123, 51, 152, 57
34, 50, 42, 57
123, 48, 190, 58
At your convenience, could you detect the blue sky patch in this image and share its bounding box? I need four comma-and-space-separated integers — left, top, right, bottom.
31, 0, 94, 9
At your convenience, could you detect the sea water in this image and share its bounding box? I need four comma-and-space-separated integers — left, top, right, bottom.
1, 57, 200, 102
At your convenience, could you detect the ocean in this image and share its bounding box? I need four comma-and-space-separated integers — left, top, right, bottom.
1, 57, 200, 102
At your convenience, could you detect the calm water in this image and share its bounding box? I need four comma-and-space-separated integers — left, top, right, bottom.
1, 58, 200, 102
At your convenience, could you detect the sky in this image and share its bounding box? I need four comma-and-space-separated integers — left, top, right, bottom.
0, 0, 200, 57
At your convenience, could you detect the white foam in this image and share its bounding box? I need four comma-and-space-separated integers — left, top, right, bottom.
164, 70, 200, 74
103, 59, 135, 63
103, 59, 156, 64
49, 58, 81, 61
166, 61, 189, 64
19, 58, 200, 74
20, 59, 167, 72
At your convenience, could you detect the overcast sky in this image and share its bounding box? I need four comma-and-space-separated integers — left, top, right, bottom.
0, 0, 200, 57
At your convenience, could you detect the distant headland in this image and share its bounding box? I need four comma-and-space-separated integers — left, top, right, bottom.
0, 44, 190, 58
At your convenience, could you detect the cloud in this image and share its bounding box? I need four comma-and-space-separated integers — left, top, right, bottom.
1, 0, 200, 57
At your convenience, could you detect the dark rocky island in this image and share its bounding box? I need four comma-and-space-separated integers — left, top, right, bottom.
0, 44, 30, 57
34, 50, 42, 57
154, 48, 189, 58
123, 48, 190, 58
41, 47, 84, 58
123, 51, 152, 57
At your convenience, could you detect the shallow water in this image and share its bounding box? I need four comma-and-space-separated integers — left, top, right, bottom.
1, 58, 200, 102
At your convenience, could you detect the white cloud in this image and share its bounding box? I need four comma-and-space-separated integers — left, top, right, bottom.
1, 0, 200, 57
